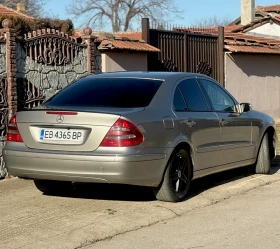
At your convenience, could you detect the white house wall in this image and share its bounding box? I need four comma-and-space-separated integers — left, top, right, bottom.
247, 22, 280, 38
225, 53, 280, 121
101, 52, 147, 72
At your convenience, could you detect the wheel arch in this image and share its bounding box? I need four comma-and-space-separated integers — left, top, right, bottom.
166, 141, 194, 180
265, 126, 276, 160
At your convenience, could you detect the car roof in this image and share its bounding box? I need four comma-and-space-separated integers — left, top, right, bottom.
85, 71, 210, 81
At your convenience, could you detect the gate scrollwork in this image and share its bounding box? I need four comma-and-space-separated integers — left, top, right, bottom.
17, 78, 45, 111
0, 78, 8, 139
24, 29, 86, 66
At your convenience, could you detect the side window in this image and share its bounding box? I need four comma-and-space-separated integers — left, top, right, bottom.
178, 79, 210, 111
199, 79, 235, 112
173, 87, 187, 111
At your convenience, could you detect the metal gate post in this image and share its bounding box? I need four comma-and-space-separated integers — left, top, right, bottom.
218, 26, 225, 86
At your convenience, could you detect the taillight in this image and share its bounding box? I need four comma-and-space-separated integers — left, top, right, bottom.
7, 115, 23, 142
100, 118, 144, 147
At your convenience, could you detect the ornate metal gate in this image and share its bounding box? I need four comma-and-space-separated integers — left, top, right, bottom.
0, 77, 8, 138
17, 78, 45, 111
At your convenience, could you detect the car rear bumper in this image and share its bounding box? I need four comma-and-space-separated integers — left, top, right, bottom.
3, 146, 167, 187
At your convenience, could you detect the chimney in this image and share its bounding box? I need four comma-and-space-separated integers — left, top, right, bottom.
241, 0, 255, 25
17, 1, 26, 13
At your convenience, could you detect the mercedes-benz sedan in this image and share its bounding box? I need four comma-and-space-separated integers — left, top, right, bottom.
3, 72, 277, 202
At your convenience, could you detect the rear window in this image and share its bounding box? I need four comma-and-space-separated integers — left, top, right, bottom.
44, 77, 163, 108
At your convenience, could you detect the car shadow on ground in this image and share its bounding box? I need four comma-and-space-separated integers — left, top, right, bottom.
44, 161, 280, 203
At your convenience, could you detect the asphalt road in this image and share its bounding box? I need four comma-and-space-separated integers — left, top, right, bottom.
1, 163, 280, 249
89, 179, 280, 249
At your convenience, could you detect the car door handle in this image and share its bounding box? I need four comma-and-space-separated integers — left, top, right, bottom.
186, 120, 196, 127
220, 119, 228, 126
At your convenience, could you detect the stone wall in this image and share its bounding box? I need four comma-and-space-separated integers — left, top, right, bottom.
0, 43, 6, 77
16, 43, 89, 100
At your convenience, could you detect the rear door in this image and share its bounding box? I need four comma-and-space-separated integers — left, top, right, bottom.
198, 78, 253, 165
173, 78, 220, 171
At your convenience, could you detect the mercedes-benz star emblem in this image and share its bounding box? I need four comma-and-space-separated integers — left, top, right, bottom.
56, 115, 64, 123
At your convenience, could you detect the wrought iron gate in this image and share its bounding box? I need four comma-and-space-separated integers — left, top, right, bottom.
17, 78, 45, 111
0, 77, 8, 138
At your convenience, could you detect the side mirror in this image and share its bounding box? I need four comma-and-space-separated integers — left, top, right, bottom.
240, 103, 252, 113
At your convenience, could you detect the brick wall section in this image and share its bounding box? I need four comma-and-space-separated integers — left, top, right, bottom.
82, 27, 101, 74
83, 35, 102, 74
85, 35, 96, 74
4, 28, 17, 119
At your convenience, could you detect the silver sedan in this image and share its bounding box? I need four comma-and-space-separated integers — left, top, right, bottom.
3, 72, 277, 202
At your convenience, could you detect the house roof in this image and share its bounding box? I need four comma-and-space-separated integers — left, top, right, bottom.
229, 11, 270, 26
227, 16, 280, 33
203, 16, 280, 35
174, 25, 280, 55
228, 4, 280, 26
256, 5, 280, 12
224, 33, 280, 54
114, 32, 142, 41
175, 25, 243, 34
98, 39, 160, 52
0, 4, 34, 20
73, 30, 159, 52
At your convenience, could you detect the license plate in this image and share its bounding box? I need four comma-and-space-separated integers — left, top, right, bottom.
40, 128, 84, 142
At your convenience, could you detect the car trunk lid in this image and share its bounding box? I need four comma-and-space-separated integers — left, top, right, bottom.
15, 109, 126, 152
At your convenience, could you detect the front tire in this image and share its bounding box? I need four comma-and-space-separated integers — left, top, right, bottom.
154, 149, 192, 202
255, 133, 271, 174
33, 180, 72, 194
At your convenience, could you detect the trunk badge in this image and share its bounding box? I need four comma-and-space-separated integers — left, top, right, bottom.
56, 115, 64, 123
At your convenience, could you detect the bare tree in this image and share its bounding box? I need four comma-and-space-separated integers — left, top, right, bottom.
191, 16, 233, 27
1, 0, 46, 18
67, 0, 182, 32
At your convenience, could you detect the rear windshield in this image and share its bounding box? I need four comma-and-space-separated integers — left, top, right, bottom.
44, 77, 163, 108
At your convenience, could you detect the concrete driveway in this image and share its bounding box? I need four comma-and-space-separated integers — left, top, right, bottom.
1, 162, 280, 249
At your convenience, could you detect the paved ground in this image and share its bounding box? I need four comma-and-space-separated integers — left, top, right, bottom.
89, 179, 280, 249
1, 163, 280, 249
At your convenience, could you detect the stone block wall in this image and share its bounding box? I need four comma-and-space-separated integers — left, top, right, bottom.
0, 43, 6, 77
16, 43, 89, 100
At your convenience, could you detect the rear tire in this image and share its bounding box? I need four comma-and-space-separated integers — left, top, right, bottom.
255, 133, 271, 174
153, 149, 192, 202
34, 180, 72, 194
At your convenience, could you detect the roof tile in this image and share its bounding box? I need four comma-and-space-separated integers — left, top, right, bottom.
98, 39, 160, 52
225, 45, 280, 54
0, 4, 34, 20
73, 30, 158, 52
175, 21, 280, 55
256, 5, 280, 12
